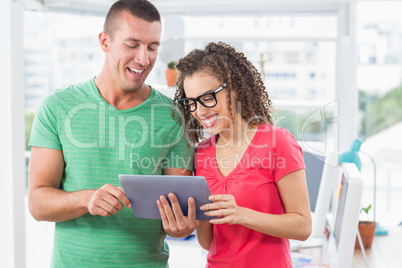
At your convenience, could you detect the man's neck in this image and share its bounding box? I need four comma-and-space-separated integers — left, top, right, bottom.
94, 74, 151, 110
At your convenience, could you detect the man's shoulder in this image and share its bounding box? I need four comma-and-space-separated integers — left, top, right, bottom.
42, 79, 96, 106
37, 79, 96, 113
149, 86, 174, 105
147, 86, 180, 118
53, 78, 95, 97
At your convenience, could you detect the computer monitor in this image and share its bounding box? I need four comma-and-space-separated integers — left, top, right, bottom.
303, 151, 325, 213
322, 163, 363, 268
309, 150, 339, 239
290, 150, 338, 250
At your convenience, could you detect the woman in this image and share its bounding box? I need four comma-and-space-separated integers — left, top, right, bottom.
173, 42, 312, 267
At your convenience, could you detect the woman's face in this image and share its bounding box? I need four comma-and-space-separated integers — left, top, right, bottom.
183, 72, 237, 136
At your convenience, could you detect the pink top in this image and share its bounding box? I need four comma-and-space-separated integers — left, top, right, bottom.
194, 124, 305, 268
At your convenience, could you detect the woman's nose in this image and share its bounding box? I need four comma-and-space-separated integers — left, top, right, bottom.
194, 102, 208, 117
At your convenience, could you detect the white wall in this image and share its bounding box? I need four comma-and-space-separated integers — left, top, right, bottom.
0, 1, 26, 267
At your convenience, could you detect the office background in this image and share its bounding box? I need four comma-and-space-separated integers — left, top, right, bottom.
1, 0, 401, 267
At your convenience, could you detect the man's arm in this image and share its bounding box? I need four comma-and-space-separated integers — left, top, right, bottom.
162, 167, 192, 176
28, 146, 131, 222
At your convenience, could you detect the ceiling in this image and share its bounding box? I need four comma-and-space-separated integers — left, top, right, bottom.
25, 0, 349, 16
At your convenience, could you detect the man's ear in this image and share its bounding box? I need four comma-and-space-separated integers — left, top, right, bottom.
99, 32, 110, 52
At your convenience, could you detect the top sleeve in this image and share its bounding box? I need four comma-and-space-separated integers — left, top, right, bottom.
163, 124, 195, 171
272, 128, 305, 183
28, 93, 62, 150
193, 147, 199, 175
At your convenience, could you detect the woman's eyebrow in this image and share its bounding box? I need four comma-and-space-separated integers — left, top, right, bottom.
195, 89, 215, 98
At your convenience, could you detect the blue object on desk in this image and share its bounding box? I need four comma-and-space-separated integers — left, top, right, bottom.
339, 139, 362, 171
375, 224, 389, 236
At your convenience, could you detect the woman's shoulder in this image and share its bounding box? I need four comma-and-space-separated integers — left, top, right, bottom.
257, 124, 293, 138
255, 124, 300, 152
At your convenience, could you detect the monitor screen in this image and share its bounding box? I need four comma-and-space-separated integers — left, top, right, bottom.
333, 171, 349, 247
309, 151, 339, 239
303, 151, 325, 212
322, 163, 363, 268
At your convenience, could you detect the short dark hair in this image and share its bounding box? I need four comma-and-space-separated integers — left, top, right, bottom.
103, 0, 161, 40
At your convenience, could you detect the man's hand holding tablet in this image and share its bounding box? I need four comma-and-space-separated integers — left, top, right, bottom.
156, 193, 199, 238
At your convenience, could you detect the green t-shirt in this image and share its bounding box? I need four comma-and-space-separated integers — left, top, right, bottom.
29, 78, 194, 267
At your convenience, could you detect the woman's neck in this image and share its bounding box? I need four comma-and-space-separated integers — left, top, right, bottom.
216, 117, 258, 149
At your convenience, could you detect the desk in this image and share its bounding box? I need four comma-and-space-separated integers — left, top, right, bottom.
297, 226, 402, 268
168, 227, 402, 267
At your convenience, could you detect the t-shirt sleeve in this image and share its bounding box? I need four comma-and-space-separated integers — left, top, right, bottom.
193, 147, 199, 174
28, 93, 62, 150
272, 128, 305, 183
163, 124, 195, 171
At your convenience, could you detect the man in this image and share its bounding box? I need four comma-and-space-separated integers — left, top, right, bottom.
28, 0, 197, 267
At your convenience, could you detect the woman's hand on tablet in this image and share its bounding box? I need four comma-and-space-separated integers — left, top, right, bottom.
200, 194, 245, 225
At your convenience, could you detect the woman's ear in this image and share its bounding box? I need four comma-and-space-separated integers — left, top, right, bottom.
98, 32, 110, 52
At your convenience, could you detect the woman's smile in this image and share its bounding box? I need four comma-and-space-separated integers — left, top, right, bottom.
200, 114, 219, 128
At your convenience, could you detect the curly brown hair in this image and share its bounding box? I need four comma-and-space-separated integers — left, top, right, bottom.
173, 42, 274, 145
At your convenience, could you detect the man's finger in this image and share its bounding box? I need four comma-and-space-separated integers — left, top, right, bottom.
169, 193, 185, 219
157, 200, 169, 230
99, 192, 124, 210
159, 195, 176, 225
187, 197, 198, 228
89, 198, 118, 216
90, 206, 112, 217
100, 201, 120, 215
103, 184, 132, 208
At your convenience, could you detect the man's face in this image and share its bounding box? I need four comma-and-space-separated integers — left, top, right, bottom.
106, 11, 162, 92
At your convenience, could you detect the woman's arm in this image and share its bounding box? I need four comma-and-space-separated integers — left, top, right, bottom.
201, 169, 312, 241
196, 221, 213, 250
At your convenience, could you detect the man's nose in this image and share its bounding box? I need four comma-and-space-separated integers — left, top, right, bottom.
135, 46, 150, 66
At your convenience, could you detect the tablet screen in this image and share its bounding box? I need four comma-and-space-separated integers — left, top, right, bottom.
119, 174, 213, 221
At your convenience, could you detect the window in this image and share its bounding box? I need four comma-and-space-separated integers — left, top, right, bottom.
25, 12, 339, 151
161, 15, 338, 147
357, 1, 402, 225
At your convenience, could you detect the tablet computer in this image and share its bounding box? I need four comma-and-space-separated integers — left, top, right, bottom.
119, 174, 213, 221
